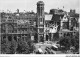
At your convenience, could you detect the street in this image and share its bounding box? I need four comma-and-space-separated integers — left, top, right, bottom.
34, 41, 73, 54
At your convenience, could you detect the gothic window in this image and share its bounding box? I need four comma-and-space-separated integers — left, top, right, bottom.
14, 36, 17, 41
41, 7, 43, 16
8, 36, 12, 41
2, 24, 5, 30
8, 24, 13, 30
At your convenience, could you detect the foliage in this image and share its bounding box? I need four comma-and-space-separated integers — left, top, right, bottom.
1, 39, 9, 54
9, 40, 17, 54
59, 32, 79, 51
16, 39, 29, 54
1, 36, 35, 54
1, 39, 17, 54
59, 36, 71, 50
16, 38, 35, 54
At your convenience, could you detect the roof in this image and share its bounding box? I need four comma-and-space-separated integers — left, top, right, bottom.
52, 14, 64, 22
15, 13, 37, 19
45, 14, 53, 21
49, 9, 65, 15
68, 12, 79, 18
37, 1, 44, 5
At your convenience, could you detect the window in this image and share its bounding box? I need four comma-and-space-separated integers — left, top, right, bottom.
39, 28, 44, 33
22, 37, 25, 41
14, 36, 17, 41
22, 34, 24, 36
25, 29, 27, 31
40, 18, 43, 22
39, 18, 43, 24
14, 30, 17, 33
3, 36, 6, 39
41, 7, 43, 16
25, 34, 27, 36
8, 36, 12, 41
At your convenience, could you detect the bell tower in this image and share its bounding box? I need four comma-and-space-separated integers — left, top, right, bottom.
37, 1, 45, 42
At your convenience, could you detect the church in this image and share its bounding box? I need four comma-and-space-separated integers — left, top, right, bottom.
0, 1, 79, 43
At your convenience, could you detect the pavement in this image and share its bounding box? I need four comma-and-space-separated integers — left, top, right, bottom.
34, 41, 58, 54
34, 41, 73, 54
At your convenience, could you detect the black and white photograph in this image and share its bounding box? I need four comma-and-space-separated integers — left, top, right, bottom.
0, 0, 79, 54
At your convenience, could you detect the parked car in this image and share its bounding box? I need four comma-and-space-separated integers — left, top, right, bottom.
51, 45, 58, 51
45, 47, 56, 54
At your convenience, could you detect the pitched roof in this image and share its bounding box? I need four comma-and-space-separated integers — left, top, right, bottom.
45, 14, 53, 21
51, 14, 64, 22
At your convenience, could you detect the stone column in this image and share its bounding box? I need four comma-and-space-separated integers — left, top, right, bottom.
38, 34, 40, 43
60, 20, 63, 30
6, 35, 8, 42
44, 33, 46, 42
69, 18, 71, 30
51, 33, 53, 41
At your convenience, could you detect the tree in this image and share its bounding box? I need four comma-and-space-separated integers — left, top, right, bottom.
9, 40, 17, 54
1, 38, 9, 54
1, 39, 17, 54
59, 36, 71, 50
59, 32, 79, 53
16, 38, 35, 54
71, 32, 79, 52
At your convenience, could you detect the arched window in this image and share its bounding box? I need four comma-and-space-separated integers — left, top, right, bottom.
14, 36, 17, 41
3, 36, 6, 39
8, 36, 12, 41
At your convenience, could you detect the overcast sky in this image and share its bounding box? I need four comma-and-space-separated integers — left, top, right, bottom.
0, 0, 79, 13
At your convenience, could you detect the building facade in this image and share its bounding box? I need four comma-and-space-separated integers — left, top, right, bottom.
0, 1, 79, 43
37, 1, 45, 42
1, 13, 17, 42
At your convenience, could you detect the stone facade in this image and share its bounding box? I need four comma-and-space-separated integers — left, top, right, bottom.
37, 1, 45, 42
0, 1, 79, 43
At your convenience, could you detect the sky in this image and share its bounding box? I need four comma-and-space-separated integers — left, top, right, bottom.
0, 0, 79, 13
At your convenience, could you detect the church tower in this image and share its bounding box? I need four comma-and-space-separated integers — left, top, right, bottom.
37, 1, 45, 42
